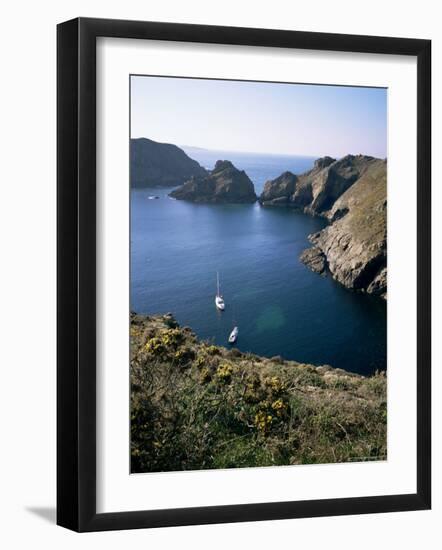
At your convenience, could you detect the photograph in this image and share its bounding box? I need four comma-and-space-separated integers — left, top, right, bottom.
0, 0, 434, 541
129, 75, 388, 473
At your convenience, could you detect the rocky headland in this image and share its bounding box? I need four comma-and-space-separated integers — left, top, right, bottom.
259, 155, 387, 298
169, 160, 257, 204
130, 137, 207, 188
131, 313, 387, 472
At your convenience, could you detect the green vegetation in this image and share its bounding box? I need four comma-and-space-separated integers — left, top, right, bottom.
131, 313, 387, 473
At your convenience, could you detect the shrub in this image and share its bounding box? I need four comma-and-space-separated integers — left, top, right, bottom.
130, 315, 387, 472
216, 363, 235, 383
144, 337, 167, 356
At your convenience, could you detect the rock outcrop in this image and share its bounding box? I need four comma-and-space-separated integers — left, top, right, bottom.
260, 171, 298, 206
130, 137, 207, 188
304, 159, 387, 297
169, 160, 257, 204
259, 155, 387, 298
299, 246, 327, 275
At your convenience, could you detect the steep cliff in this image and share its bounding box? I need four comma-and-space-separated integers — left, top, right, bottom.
259, 155, 387, 298
260, 171, 298, 206
302, 159, 387, 297
130, 137, 207, 188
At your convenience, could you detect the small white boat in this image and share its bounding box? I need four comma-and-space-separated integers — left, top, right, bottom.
215, 272, 225, 311
147, 195, 159, 200
228, 326, 238, 344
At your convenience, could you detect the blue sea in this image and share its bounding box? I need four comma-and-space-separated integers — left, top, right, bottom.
131, 151, 386, 376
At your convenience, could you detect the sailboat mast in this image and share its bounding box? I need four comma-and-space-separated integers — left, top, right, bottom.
216, 271, 220, 297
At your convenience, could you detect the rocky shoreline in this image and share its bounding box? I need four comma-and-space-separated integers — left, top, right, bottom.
131, 138, 387, 298
259, 155, 387, 298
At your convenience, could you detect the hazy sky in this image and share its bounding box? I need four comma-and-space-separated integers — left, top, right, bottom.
131, 75, 387, 158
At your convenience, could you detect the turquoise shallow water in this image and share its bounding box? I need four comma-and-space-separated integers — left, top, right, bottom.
131, 152, 386, 375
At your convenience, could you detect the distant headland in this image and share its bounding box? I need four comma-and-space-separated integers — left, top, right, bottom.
130, 137, 207, 188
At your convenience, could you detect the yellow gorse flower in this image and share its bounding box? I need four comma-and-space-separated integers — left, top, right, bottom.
216, 363, 234, 381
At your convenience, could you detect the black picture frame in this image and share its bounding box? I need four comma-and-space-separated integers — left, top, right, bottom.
57, 17, 431, 532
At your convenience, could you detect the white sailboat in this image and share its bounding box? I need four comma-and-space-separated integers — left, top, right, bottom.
215, 272, 225, 311
228, 326, 238, 344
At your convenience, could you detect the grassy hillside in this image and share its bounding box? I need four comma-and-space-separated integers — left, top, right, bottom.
131, 313, 387, 473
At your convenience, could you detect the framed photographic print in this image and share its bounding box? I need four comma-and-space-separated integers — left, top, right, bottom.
57, 17, 431, 531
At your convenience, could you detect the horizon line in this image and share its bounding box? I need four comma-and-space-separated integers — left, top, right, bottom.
131, 136, 384, 160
